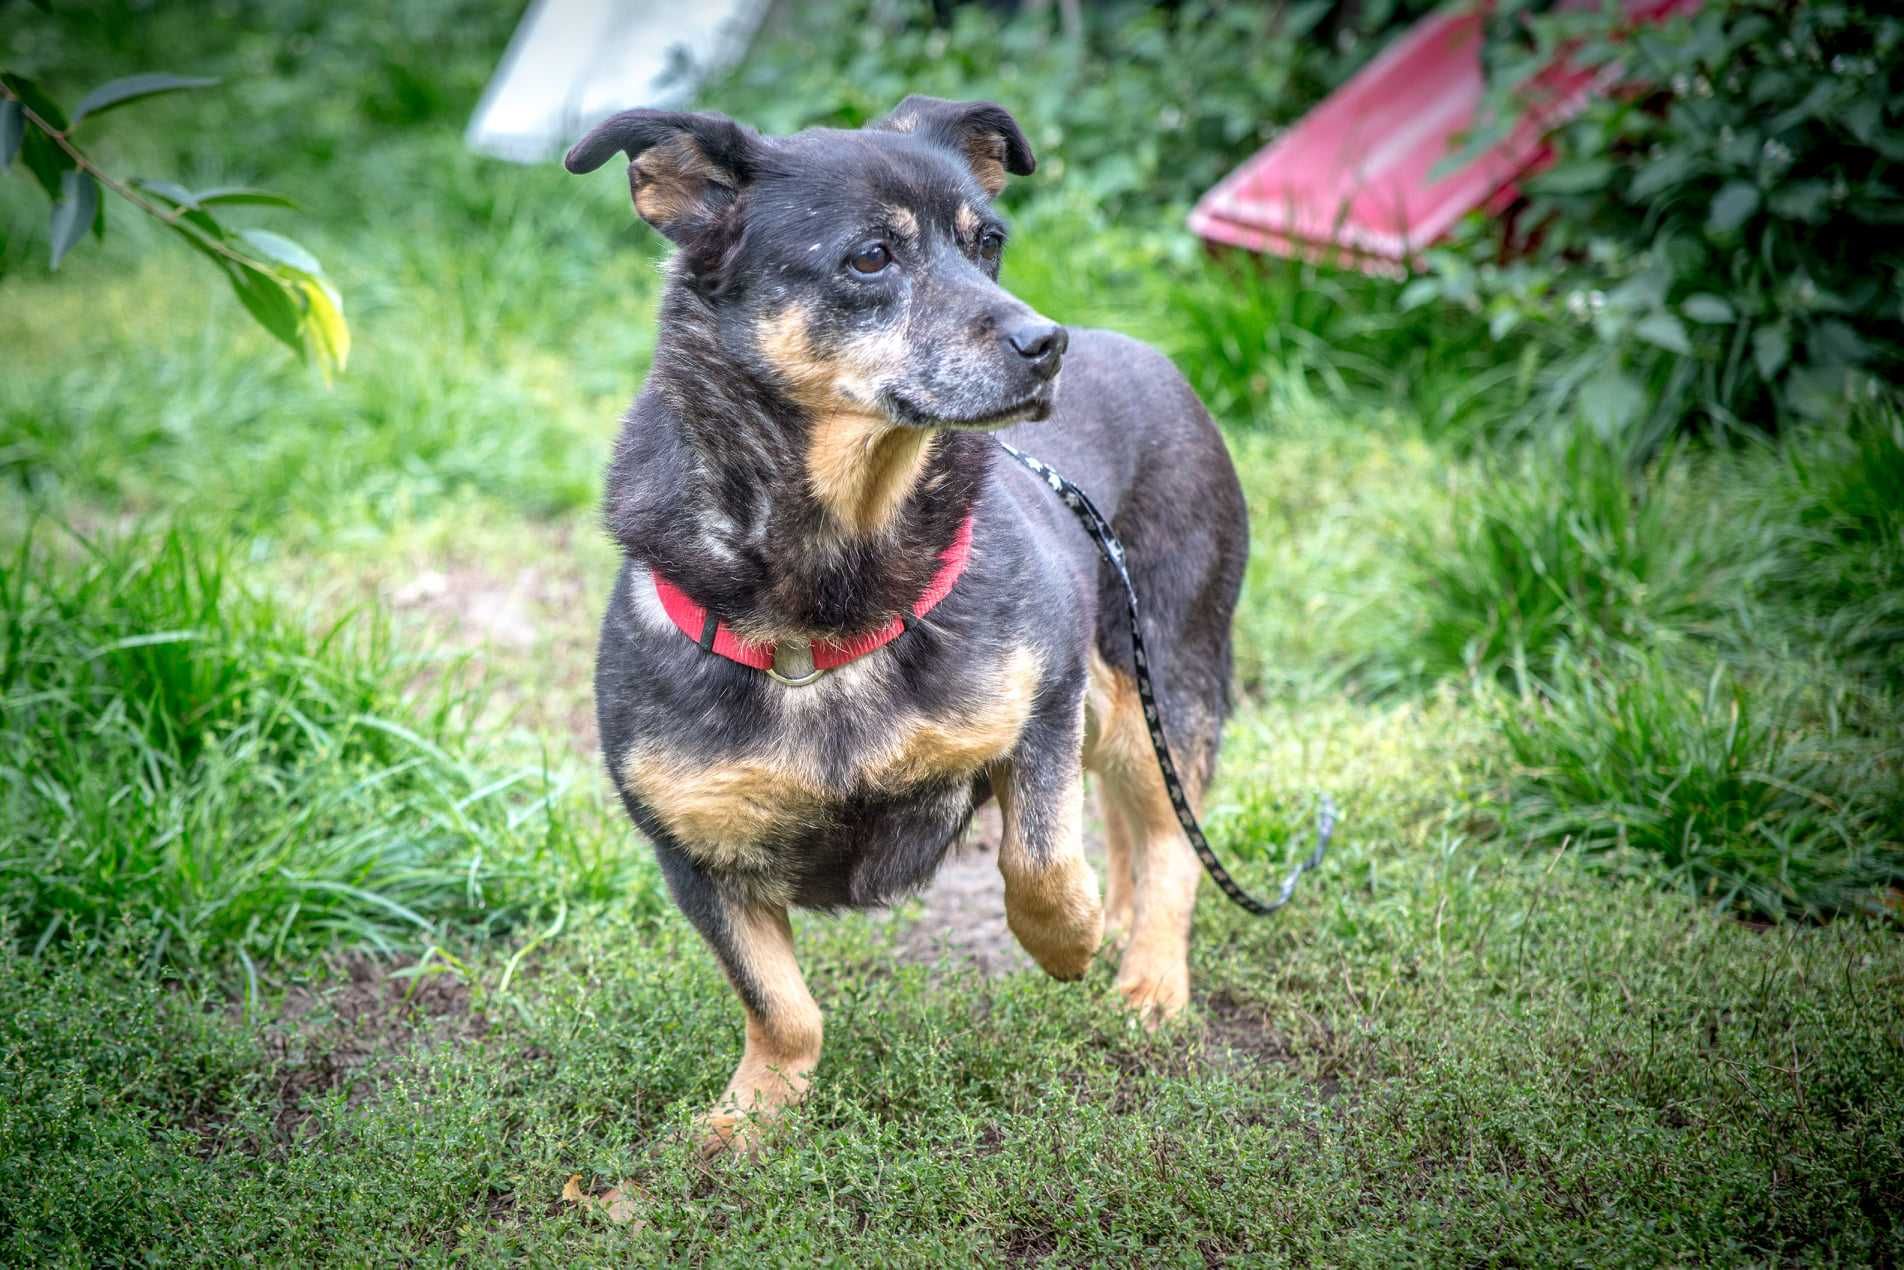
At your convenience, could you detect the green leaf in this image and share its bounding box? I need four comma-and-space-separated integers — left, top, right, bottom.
236, 228, 325, 276
132, 177, 201, 207
1397, 278, 1441, 311
221, 261, 306, 359
1579, 363, 1644, 438
132, 179, 298, 213
48, 169, 98, 270
1634, 312, 1693, 355
1809, 319, 1871, 368
1627, 150, 1695, 202
1707, 181, 1760, 235
191, 186, 299, 210
70, 73, 218, 126
1768, 181, 1831, 223
1752, 323, 1789, 379
0, 100, 21, 170
1680, 294, 1735, 325
295, 274, 351, 383
1529, 158, 1613, 196
1, 73, 67, 130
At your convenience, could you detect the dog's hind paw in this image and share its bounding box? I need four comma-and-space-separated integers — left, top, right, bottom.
1114, 960, 1190, 1030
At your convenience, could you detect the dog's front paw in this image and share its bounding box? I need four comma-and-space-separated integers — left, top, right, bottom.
1004, 857, 1103, 980
696, 1106, 769, 1160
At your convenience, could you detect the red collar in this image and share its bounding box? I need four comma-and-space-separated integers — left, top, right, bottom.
650, 511, 975, 685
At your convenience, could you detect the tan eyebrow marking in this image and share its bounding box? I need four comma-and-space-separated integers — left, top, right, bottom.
885, 205, 920, 242
955, 203, 981, 242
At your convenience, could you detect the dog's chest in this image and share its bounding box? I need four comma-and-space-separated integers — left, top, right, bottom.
617, 643, 1042, 872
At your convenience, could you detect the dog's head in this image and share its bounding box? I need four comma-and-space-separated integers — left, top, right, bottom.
566, 96, 1065, 431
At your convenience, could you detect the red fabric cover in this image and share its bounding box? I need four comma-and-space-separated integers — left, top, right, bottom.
1187, 0, 1701, 271
650, 511, 976, 674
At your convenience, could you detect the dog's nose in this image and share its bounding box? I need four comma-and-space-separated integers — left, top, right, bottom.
1006, 320, 1067, 380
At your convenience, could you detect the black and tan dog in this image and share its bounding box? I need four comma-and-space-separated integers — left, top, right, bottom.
567, 96, 1247, 1153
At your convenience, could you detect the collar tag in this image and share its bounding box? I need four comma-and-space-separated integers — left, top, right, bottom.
766, 638, 827, 687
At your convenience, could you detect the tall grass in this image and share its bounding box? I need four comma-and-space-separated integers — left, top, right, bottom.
1495, 647, 1903, 919
1398, 433, 1753, 689
1760, 403, 1904, 690
0, 524, 641, 974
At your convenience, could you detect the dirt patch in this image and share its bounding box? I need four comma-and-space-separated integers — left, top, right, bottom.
887, 804, 1031, 976
888, 797, 1117, 976
380, 526, 605, 755
261, 954, 488, 1143
1197, 990, 1297, 1071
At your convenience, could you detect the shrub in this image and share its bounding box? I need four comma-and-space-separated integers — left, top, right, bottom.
0, 524, 639, 974
1495, 646, 1904, 919
1413, 0, 1904, 444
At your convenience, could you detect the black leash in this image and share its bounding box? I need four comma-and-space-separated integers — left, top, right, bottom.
1000, 441, 1336, 917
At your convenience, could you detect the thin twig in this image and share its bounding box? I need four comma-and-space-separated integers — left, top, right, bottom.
2, 84, 258, 271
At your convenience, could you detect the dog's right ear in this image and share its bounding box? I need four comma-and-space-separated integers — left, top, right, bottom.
564, 109, 760, 247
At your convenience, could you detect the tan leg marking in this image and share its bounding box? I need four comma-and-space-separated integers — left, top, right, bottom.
995, 759, 1103, 981
1084, 651, 1206, 1028
701, 905, 823, 1157
1099, 792, 1137, 952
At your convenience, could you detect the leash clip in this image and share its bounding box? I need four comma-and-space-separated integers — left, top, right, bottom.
766, 638, 828, 687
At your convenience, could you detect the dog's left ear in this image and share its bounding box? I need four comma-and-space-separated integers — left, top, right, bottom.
874, 96, 1035, 198
564, 109, 761, 249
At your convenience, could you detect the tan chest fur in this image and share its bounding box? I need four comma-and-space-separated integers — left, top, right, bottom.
619, 644, 1043, 871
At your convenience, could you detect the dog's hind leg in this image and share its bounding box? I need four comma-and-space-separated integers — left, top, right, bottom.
694, 899, 823, 1157
1099, 793, 1137, 952
1105, 764, 1204, 1028
1086, 656, 1216, 1028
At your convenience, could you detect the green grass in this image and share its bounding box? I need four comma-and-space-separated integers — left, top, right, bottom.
2, 0, 1902, 1261
1762, 403, 1904, 690
1495, 647, 1904, 919
0, 523, 645, 976
1399, 432, 1753, 689
5, 826, 1901, 1262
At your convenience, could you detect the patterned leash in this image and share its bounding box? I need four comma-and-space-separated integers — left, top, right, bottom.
1000, 441, 1336, 917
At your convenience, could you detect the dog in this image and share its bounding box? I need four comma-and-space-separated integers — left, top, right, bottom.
567, 96, 1248, 1155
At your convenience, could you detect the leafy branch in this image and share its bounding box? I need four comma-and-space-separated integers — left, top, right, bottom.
2, 70, 349, 380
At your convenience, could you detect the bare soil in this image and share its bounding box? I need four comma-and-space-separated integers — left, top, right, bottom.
263, 954, 488, 1142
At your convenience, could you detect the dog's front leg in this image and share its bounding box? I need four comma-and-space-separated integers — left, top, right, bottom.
994, 704, 1103, 980
692, 896, 823, 1157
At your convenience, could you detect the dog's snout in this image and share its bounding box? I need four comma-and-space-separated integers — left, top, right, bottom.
1006, 320, 1067, 380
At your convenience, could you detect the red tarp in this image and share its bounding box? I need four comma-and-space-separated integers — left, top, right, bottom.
1188, 0, 1701, 273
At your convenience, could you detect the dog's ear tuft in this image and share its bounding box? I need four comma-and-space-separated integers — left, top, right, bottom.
564, 109, 761, 248
874, 96, 1034, 197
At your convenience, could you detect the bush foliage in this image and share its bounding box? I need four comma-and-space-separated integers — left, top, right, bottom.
1412, 0, 1904, 445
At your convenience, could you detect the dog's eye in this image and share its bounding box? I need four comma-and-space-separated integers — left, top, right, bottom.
978, 230, 1006, 261
848, 242, 891, 274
